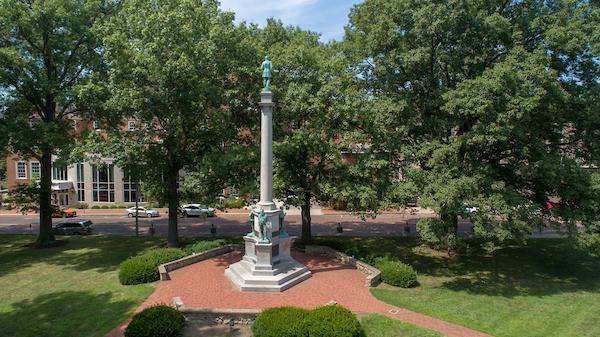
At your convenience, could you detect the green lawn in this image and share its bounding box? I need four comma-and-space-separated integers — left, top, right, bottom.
316, 237, 600, 337
0, 235, 163, 337
360, 314, 445, 337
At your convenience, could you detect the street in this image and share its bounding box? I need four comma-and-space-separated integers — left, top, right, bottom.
0, 212, 563, 238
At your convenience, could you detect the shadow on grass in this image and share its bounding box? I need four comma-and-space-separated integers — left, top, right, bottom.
0, 234, 163, 277
314, 237, 600, 298
0, 291, 138, 337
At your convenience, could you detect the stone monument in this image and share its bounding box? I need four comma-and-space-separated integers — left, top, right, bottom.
224, 56, 311, 292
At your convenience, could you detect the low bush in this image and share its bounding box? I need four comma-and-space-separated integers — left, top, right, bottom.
223, 198, 246, 209
124, 304, 185, 337
253, 305, 365, 337
306, 305, 365, 337
375, 258, 418, 288
72, 203, 88, 209
183, 239, 228, 255
91, 205, 101, 209
252, 306, 310, 337
119, 248, 186, 285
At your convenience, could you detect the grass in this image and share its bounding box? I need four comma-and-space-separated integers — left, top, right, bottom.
315, 237, 600, 337
0, 234, 164, 337
360, 314, 446, 337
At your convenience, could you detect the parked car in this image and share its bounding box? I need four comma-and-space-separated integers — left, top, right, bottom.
53, 219, 93, 235
180, 204, 215, 217
51, 205, 77, 218
462, 203, 478, 214
126, 207, 160, 218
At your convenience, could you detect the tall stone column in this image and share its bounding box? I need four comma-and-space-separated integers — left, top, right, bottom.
258, 91, 275, 210
224, 88, 311, 292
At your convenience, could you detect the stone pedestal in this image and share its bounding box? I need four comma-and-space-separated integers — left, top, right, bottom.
225, 207, 310, 292
225, 89, 311, 292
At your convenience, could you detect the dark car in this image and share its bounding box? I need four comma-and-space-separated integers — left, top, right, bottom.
53, 219, 94, 235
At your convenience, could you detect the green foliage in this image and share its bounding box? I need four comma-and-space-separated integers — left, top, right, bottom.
183, 239, 228, 255
222, 198, 246, 209
124, 304, 185, 337
118, 248, 185, 285
375, 258, 418, 288
0, 0, 116, 244
306, 305, 366, 337
80, 0, 258, 247
346, 0, 600, 250
416, 218, 464, 252
4, 182, 39, 213
252, 306, 310, 337
72, 203, 88, 209
253, 305, 365, 337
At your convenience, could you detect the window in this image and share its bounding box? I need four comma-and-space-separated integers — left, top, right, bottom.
16, 161, 27, 179
128, 120, 136, 131
30, 161, 40, 180
123, 174, 142, 202
92, 164, 114, 202
92, 121, 99, 129
52, 163, 68, 181
76, 163, 85, 202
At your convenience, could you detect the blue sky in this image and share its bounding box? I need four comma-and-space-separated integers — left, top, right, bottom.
219, 0, 363, 41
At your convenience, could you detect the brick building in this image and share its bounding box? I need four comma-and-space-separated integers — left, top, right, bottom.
4, 118, 143, 207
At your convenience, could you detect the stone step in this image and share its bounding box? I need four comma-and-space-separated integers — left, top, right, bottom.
225, 260, 312, 292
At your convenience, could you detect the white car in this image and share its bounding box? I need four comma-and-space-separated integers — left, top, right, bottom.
462, 203, 478, 214
126, 207, 160, 218
180, 204, 215, 217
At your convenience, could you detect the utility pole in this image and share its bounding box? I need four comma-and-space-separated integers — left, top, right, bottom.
135, 178, 140, 236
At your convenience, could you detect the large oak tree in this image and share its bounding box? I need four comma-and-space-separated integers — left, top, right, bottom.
0, 0, 113, 246
79, 0, 256, 247
346, 0, 600, 250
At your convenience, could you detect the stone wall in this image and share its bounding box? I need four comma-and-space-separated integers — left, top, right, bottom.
159, 244, 243, 281
305, 245, 381, 287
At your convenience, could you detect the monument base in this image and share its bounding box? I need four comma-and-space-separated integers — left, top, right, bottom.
225, 234, 311, 292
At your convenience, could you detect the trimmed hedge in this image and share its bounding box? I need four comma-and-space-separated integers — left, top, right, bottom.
252, 307, 310, 337
119, 248, 186, 285
306, 305, 365, 337
183, 239, 228, 255
124, 304, 185, 337
376, 258, 418, 288
253, 305, 365, 337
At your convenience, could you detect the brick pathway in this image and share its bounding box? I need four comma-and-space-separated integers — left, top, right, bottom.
107, 251, 491, 337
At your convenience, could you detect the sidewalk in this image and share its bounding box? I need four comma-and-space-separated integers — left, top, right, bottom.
0, 206, 436, 217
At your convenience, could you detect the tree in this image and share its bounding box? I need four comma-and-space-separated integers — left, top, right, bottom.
0, 0, 113, 246
255, 21, 377, 244
79, 0, 256, 247
346, 0, 600, 250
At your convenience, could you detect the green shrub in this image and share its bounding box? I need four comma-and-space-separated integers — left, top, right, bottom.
184, 239, 228, 255
252, 306, 310, 337
375, 258, 418, 288
119, 248, 186, 285
223, 198, 246, 209
124, 304, 185, 337
91, 205, 101, 209
253, 305, 365, 337
72, 203, 88, 209
306, 305, 365, 337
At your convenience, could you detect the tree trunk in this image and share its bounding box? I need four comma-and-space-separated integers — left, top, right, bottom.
300, 192, 312, 245
166, 172, 179, 247
37, 148, 55, 245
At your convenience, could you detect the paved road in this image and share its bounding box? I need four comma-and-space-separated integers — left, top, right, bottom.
0, 213, 563, 238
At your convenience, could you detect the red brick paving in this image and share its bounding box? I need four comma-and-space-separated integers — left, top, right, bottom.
106, 251, 491, 337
